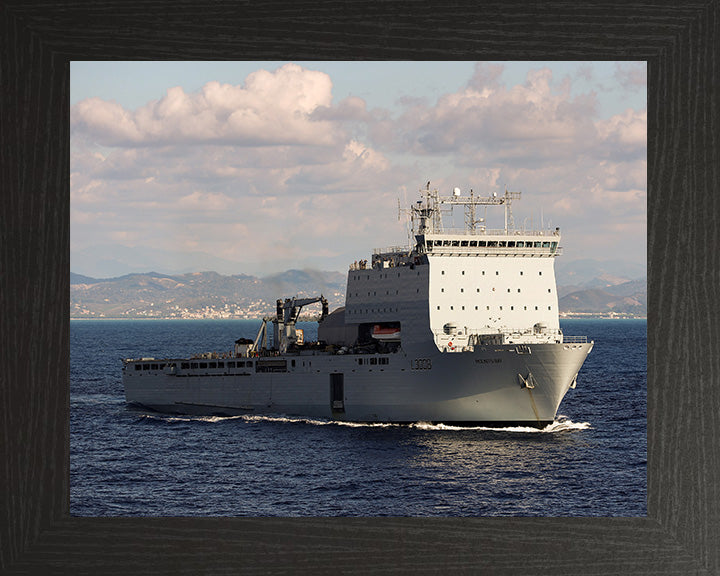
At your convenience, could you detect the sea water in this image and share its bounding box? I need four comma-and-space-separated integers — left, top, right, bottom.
70, 318, 646, 516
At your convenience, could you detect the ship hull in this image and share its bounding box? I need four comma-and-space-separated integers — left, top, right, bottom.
123, 341, 592, 427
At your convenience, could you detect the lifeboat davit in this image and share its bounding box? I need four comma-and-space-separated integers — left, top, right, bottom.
371, 324, 401, 341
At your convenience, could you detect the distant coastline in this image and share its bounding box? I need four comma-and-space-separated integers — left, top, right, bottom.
70, 265, 647, 320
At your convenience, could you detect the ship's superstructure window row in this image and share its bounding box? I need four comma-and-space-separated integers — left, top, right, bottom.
423, 237, 559, 256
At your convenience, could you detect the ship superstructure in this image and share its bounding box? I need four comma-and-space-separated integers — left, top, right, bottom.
123, 184, 593, 427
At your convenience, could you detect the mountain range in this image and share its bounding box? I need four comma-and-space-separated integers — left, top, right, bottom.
71, 259, 646, 319
71, 269, 347, 319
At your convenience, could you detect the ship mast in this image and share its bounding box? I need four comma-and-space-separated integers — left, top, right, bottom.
401, 185, 522, 236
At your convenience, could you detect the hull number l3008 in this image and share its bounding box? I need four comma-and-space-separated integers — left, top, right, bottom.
411, 358, 432, 370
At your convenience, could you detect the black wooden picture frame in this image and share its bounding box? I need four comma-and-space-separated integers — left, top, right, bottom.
2, 1, 718, 574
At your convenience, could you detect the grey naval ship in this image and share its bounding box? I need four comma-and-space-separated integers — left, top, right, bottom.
123, 184, 593, 427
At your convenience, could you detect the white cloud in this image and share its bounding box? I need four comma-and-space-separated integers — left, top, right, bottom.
178, 191, 235, 211
595, 108, 647, 153
614, 62, 647, 90
70, 63, 646, 277
72, 63, 341, 147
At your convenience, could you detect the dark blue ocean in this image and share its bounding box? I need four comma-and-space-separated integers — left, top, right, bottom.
70, 319, 646, 517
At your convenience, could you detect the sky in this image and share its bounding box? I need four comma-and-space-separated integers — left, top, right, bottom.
70, 61, 646, 278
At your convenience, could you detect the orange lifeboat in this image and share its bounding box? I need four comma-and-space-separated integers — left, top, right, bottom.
371, 324, 401, 341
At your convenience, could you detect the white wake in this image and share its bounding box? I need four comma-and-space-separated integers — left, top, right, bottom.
138, 412, 590, 432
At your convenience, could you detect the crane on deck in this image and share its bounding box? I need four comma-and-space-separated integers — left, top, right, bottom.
252, 295, 329, 355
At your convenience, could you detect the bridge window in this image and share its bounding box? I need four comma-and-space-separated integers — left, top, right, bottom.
517, 241, 525, 247
135, 364, 142, 371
